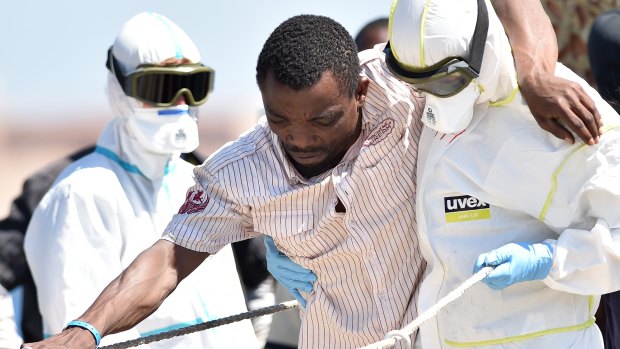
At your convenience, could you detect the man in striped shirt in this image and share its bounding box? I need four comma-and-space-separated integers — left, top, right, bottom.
164, 15, 426, 348
22, 10, 602, 349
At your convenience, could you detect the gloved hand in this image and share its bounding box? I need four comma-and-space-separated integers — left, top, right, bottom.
473, 242, 554, 290
264, 235, 317, 307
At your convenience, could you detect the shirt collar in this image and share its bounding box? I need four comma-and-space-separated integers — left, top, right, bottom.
270, 130, 302, 184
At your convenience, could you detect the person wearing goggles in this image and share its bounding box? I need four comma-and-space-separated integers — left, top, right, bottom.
385, 0, 602, 143
384, 15, 486, 100
387, 0, 620, 348
23, 12, 258, 349
106, 47, 214, 108
383, 0, 491, 134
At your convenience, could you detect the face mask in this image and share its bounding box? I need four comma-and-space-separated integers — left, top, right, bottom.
126, 104, 199, 154
421, 82, 480, 134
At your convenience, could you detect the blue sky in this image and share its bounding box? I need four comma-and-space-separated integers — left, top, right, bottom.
0, 1, 392, 123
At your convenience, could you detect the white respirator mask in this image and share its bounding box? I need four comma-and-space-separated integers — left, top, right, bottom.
126, 104, 199, 154
421, 82, 480, 134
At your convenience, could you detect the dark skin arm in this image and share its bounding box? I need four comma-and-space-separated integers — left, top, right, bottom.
21, 240, 209, 349
492, 0, 603, 144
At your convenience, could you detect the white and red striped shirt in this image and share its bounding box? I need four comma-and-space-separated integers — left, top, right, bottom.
163, 49, 426, 349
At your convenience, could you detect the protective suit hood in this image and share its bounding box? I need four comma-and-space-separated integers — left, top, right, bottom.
389, 0, 518, 108
105, 12, 202, 178
107, 11, 202, 117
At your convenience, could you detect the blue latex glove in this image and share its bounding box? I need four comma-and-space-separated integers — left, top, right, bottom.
473, 242, 554, 290
264, 235, 317, 307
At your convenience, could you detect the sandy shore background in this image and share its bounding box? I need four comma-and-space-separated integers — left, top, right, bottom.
0, 109, 257, 217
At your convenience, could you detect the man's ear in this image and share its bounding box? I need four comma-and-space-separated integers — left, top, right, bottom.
356, 76, 370, 106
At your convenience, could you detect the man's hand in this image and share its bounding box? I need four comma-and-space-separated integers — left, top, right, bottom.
491, 0, 603, 145
264, 236, 316, 307
22, 327, 96, 349
520, 73, 603, 145
473, 242, 554, 290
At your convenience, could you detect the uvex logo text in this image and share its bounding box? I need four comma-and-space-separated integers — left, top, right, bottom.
444, 195, 490, 223
444, 195, 489, 212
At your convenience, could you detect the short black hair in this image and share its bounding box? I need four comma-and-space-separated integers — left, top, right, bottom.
256, 14, 361, 97
355, 17, 389, 51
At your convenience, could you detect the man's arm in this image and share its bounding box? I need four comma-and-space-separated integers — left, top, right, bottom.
22, 240, 209, 348
493, 0, 603, 145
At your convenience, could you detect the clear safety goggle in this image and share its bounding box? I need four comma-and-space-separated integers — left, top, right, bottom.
106, 47, 214, 107
385, 54, 479, 97
384, 0, 488, 97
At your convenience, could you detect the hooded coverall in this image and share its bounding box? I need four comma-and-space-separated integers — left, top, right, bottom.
24, 118, 258, 348
416, 65, 620, 348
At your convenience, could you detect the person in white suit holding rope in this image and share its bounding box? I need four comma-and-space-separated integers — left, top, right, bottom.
270, 0, 620, 348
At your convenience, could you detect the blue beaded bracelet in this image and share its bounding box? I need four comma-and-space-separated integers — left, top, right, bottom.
64, 320, 102, 347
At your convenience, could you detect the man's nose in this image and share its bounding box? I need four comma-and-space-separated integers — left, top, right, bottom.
285, 127, 316, 150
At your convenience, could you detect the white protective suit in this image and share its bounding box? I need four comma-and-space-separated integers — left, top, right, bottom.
390, 0, 620, 348
24, 12, 258, 348
0, 285, 22, 348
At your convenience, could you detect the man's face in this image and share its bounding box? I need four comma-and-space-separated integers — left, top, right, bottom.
261, 70, 368, 178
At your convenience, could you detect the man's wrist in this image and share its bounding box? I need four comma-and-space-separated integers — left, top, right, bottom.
518, 60, 557, 88
64, 320, 102, 348
518, 69, 540, 89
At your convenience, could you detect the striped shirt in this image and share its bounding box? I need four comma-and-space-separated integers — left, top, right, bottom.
163, 48, 426, 349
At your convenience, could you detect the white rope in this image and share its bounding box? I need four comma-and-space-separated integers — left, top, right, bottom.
358, 266, 494, 349
383, 330, 412, 349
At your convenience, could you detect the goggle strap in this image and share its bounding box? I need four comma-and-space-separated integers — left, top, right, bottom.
466, 0, 489, 75
385, 0, 489, 78
105, 46, 130, 94
384, 42, 444, 79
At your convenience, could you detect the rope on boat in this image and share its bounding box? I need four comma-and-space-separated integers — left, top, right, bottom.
99, 300, 299, 349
